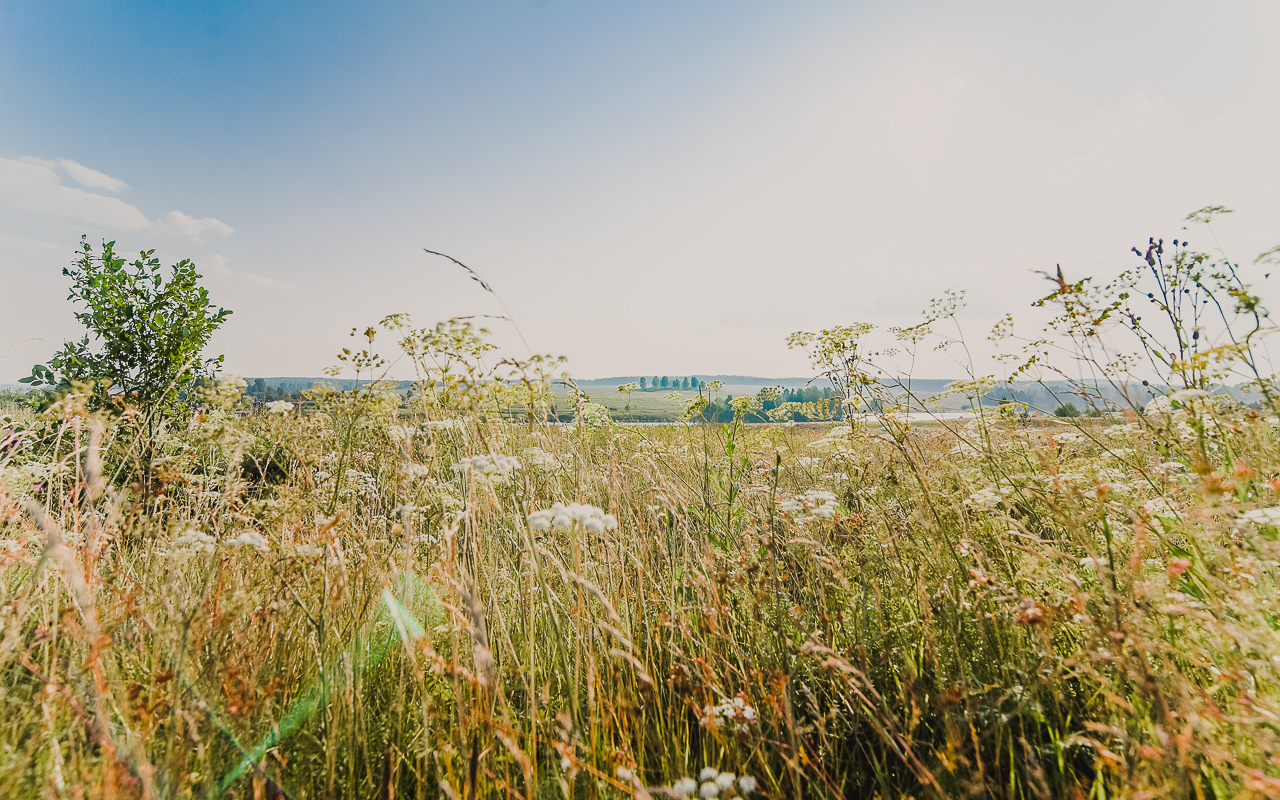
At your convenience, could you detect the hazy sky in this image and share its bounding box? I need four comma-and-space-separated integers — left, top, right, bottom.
2, 0, 1278, 383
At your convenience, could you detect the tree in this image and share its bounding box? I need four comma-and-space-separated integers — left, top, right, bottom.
639, 376, 647, 390
1053, 402, 1081, 418
23, 237, 232, 417
681, 377, 690, 389
661, 376, 670, 388
251, 378, 267, 395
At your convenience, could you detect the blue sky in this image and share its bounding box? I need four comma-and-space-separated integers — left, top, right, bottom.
2, 0, 1279, 382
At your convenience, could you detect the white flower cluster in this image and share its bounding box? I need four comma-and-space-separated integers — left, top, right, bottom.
779, 490, 839, 520
521, 447, 559, 469
452, 454, 521, 475
173, 529, 215, 554
265, 400, 294, 414
1144, 497, 1178, 518
1052, 431, 1087, 445
1104, 423, 1142, 438
226, 530, 270, 550
1144, 391, 1210, 417
527, 502, 618, 533
963, 488, 1004, 511
699, 694, 757, 732
1242, 507, 1280, 526
386, 424, 414, 444
670, 767, 757, 797
170, 529, 268, 554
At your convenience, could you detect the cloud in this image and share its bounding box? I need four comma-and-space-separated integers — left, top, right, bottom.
0, 157, 233, 241
199, 254, 288, 289
155, 210, 235, 242
0, 157, 151, 230
55, 158, 129, 192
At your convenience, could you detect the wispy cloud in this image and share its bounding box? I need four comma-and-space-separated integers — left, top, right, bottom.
155, 210, 235, 242
199, 254, 289, 290
0, 156, 232, 241
0, 157, 151, 230
52, 158, 130, 192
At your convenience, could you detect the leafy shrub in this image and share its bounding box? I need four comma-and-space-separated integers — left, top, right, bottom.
22, 236, 231, 419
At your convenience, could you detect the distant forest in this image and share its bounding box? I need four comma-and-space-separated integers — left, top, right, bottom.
234, 375, 1266, 421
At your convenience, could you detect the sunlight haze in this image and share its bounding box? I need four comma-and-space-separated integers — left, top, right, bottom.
2, 0, 1277, 382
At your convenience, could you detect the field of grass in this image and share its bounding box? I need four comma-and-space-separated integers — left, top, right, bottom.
5, 367, 1280, 799
5, 228, 1280, 799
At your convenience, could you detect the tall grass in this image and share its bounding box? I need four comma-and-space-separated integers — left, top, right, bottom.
4, 220, 1280, 799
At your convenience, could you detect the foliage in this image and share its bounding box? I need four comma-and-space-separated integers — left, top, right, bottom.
1053, 401, 1081, 417
21, 236, 231, 418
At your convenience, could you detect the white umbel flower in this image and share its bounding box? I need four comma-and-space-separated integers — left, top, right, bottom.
226, 531, 269, 550
527, 501, 618, 532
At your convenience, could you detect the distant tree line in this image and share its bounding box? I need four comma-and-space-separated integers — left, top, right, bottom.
638, 376, 703, 391
689, 385, 844, 423
246, 378, 303, 403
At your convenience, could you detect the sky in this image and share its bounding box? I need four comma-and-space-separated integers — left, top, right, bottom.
1, 0, 1278, 383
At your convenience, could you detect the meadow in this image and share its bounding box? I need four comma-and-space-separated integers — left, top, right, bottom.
4, 223, 1280, 799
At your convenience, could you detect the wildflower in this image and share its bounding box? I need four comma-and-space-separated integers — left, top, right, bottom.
963, 488, 1002, 512
672, 778, 698, 796
715, 772, 736, 790
699, 782, 720, 798
1144, 497, 1177, 518
699, 768, 719, 782
738, 776, 757, 793
266, 400, 294, 413
173, 529, 215, 553
453, 454, 521, 475
1168, 388, 1209, 403
226, 531, 269, 550
779, 490, 839, 521
1242, 507, 1280, 526
527, 502, 617, 532
699, 694, 758, 731
1080, 556, 1107, 570
522, 447, 558, 469
1168, 557, 1192, 577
